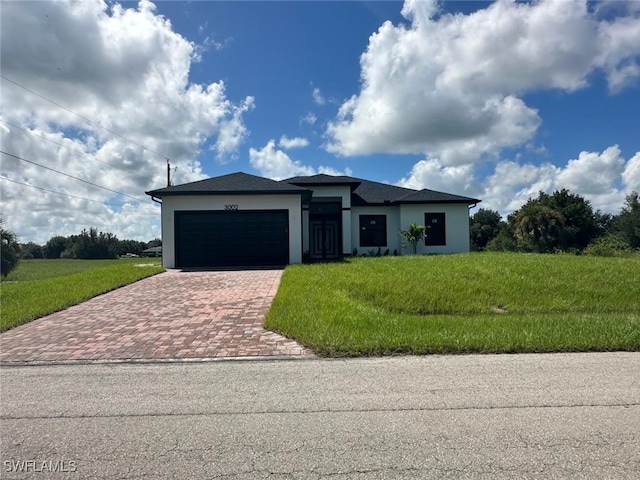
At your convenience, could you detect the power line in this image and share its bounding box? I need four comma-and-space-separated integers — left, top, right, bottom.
0, 119, 149, 182
0, 74, 169, 160
0, 176, 158, 213
0, 75, 201, 184
0, 150, 151, 204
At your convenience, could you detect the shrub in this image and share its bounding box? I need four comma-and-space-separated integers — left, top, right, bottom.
584, 234, 633, 257
485, 226, 518, 252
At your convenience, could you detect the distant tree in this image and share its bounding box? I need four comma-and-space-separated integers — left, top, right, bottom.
114, 239, 147, 256
20, 242, 44, 259
512, 201, 564, 253
44, 236, 69, 259
1, 219, 20, 277
146, 238, 162, 248
485, 222, 518, 252
509, 189, 599, 253
548, 189, 600, 251
400, 223, 427, 254
69, 228, 118, 259
43, 232, 161, 259
613, 191, 640, 249
469, 209, 503, 251
594, 210, 615, 237
585, 233, 633, 257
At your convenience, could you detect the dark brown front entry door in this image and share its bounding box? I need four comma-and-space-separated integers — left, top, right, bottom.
310, 218, 340, 260
309, 202, 342, 261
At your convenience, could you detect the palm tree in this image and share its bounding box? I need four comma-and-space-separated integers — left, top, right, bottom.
1, 219, 20, 278
514, 202, 563, 253
400, 223, 427, 254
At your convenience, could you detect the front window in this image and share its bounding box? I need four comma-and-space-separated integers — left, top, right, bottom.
424, 212, 446, 246
360, 215, 387, 247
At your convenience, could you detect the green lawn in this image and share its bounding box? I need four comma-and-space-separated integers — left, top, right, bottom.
1, 258, 164, 332
264, 253, 640, 356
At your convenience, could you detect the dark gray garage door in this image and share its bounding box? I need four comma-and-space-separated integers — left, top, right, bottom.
175, 210, 289, 268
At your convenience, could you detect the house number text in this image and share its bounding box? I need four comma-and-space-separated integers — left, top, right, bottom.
224, 204, 239, 210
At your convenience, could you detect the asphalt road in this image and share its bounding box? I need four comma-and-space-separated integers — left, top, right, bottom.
1, 353, 639, 479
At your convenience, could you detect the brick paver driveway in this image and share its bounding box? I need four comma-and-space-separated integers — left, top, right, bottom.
0, 269, 313, 363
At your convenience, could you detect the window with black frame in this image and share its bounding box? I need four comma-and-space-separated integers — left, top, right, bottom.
360, 215, 387, 247
424, 212, 446, 245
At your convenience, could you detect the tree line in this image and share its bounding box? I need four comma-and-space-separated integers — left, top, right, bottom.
20, 228, 162, 260
470, 190, 640, 255
1, 223, 161, 277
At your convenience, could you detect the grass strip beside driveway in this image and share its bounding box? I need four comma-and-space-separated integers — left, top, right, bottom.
264, 253, 640, 356
1, 259, 164, 332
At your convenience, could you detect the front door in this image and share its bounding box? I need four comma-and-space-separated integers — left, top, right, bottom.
309, 202, 342, 261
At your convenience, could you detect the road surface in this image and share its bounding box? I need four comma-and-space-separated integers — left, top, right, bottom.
1, 353, 639, 479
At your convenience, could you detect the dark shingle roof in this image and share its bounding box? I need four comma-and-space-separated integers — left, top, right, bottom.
146, 172, 481, 205
396, 189, 481, 204
283, 174, 480, 205
351, 181, 413, 205
285, 174, 362, 187
146, 172, 311, 197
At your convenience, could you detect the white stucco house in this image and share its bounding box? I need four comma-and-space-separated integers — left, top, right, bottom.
146, 172, 481, 268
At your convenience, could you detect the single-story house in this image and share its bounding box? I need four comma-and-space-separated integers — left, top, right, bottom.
141, 246, 162, 257
145, 172, 481, 268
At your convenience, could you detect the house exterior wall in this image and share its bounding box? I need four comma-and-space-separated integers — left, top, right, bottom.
399, 203, 471, 254
342, 209, 352, 255
303, 185, 353, 255
351, 206, 401, 255
160, 194, 303, 268
301, 208, 309, 254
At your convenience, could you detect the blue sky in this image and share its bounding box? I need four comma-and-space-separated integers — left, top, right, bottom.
1, 0, 639, 243
154, 1, 415, 181
155, 0, 640, 182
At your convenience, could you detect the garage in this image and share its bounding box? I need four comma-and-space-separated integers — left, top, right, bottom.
175, 210, 289, 268
146, 172, 312, 268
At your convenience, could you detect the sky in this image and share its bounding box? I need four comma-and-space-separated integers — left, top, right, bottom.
1, 0, 639, 245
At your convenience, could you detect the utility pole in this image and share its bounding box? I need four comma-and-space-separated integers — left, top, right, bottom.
167, 159, 171, 187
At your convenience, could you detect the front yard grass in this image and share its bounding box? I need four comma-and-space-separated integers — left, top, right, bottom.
264, 253, 640, 356
1, 258, 164, 332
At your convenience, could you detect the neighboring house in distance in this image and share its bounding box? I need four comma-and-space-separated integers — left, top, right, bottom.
141, 246, 162, 257
145, 172, 480, 269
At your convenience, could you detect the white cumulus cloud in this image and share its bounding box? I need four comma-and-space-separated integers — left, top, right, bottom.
312, 87, 326, 106
0, 0, 253, 243
556, 146, 626, 195
301, 113, 317, 126
398, 159, 477, 197
488, 146, 636, 215
326, 0, 640, 163
400, 146, 639, 218
249, 140, 350, 180
622, 152, 640, 191
249, 140, 315, 180
278, 136, 310, 150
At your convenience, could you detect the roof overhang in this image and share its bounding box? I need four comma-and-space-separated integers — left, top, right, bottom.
145, 188, 313, 205
395, 199, 482, 205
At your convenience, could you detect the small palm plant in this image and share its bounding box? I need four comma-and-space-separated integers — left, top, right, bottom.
400, 222, 427, 254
